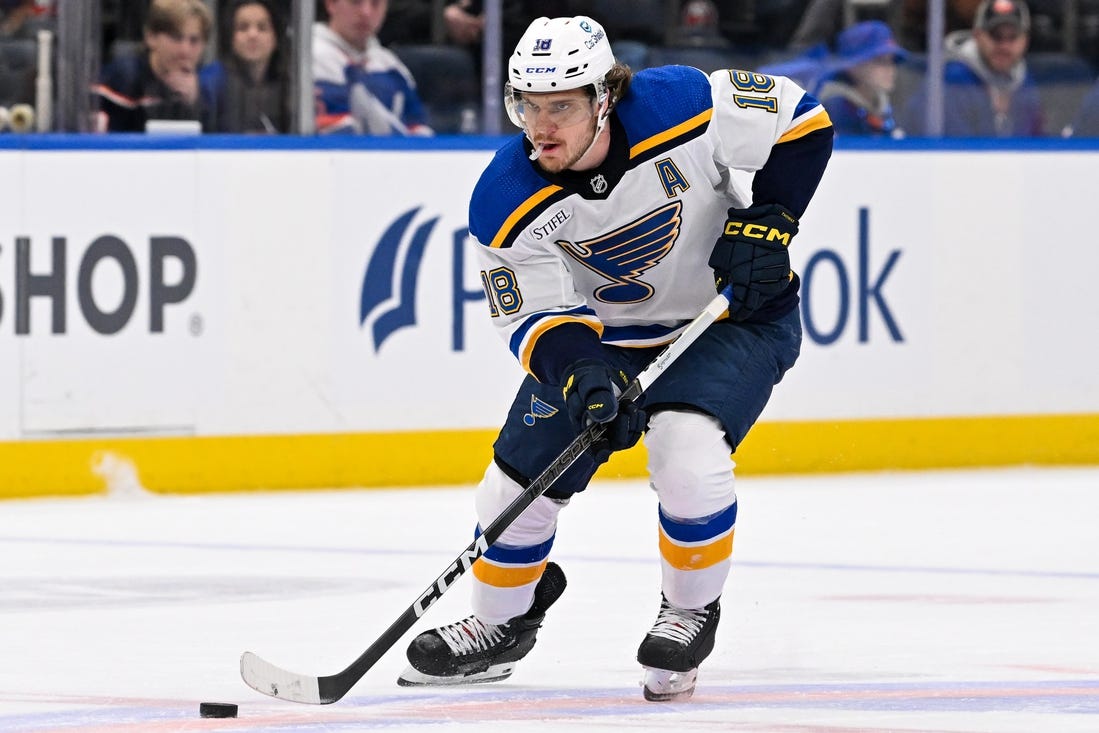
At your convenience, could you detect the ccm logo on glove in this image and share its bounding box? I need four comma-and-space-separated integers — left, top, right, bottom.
709, 203, 798, 321
722, 217, 794, 244
562, 359, 646, 460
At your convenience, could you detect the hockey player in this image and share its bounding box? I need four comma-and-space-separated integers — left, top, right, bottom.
399, 15, 832, 700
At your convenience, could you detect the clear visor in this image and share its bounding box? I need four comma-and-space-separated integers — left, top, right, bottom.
504, 86, 598, 131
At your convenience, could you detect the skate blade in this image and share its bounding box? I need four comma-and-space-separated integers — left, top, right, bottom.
397, 662, 516, 687
641, 666, 698, 702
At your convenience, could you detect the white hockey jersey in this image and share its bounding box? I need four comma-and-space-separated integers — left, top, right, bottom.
468, 65, 832, 383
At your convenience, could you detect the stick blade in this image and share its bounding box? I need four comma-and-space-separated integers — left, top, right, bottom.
240, 651, 326, 704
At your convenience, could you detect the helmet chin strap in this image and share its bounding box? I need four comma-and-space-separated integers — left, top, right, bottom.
577, 95, 612, 164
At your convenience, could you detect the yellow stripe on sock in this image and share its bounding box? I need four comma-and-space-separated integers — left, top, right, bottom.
472, 558, 547, 588
658, 529, 734, 571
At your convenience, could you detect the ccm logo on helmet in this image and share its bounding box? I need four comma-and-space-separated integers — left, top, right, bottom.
724, 221, 792, 245
525, 66, 557, 74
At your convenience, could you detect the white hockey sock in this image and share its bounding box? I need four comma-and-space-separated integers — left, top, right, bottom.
470, 461, 566, 624
645, 410, 737, 609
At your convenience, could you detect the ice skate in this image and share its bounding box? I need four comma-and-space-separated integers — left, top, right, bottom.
397, 561, 566, 686
636, 595, 721, 702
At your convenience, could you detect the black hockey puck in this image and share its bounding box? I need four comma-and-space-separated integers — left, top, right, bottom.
199, 702, 238, 718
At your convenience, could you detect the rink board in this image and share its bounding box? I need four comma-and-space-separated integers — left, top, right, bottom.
0, 137, 1097, 496
1, 414, 1098, 498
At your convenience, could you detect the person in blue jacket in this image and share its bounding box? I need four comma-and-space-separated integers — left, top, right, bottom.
815, 21, 907, 137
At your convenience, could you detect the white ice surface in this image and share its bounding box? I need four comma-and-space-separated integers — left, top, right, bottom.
2, 466, 1098, 732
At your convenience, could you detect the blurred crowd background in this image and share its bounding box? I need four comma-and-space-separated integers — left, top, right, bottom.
2, 0, 1098, 137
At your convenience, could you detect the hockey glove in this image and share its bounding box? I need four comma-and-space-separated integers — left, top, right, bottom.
709, 203, 798, 321
562, 359, 646, 455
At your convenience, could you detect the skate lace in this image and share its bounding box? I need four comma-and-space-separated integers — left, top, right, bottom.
649, 601, 709, 645
436, 616, 507, 656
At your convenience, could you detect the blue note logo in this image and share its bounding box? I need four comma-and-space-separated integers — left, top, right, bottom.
556, 202, 680, 305
359, 207, 438, 352
523, 395, 559, 426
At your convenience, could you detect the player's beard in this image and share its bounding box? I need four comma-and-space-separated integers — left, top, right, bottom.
535, 119, 598, 174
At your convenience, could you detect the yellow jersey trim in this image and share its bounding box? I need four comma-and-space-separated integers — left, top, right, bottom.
776, 109, 833, 144
489, 185, 563, 249
630, 109, 713, 160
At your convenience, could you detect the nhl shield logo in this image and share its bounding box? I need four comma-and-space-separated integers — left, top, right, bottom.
590, 174, 608, 194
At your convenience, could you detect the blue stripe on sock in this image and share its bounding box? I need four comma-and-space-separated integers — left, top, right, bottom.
658, 501, 737, 543
474, 526, 556, 564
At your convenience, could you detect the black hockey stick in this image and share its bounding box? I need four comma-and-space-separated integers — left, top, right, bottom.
240, 285, 734, 704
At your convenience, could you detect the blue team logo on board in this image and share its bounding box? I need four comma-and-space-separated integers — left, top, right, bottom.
523, 395, 559, 426
555, 202, 681, 305
359, 207, 438, 352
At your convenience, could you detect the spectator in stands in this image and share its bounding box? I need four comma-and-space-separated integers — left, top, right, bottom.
200, 0, 290, 133
815, 21, 907, 137
669, 0, 729, 47
313, 0, 433, 135
95, 0, 212, 132
903, 0, 1044, 136
0, 0, 54, 38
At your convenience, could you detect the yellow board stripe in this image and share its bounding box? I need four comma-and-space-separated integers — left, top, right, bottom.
0, 430, 498, 499
472, 558, 547, 588
739, 413, 1099, 473
776, 109, 833, 144
659, 529, 734, 571
489, 185, 562, 249
629, 109, 712, 159
2, 414, 1098, 499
